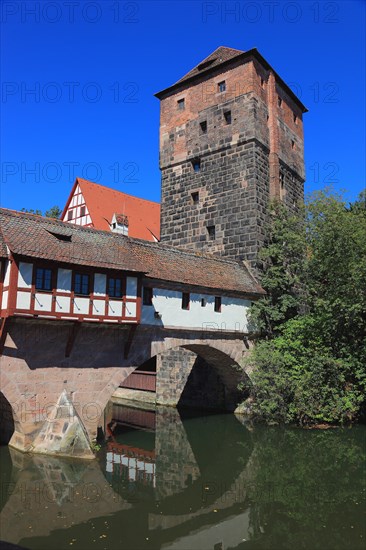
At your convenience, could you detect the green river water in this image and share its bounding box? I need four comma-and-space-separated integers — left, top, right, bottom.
0, 405, 365, 550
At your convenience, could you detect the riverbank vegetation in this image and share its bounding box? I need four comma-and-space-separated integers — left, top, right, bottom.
244, 190, 366, 425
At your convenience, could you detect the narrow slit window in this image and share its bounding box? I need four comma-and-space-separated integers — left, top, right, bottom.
224, 111, 232, 125
207, 225, 215, 240
191, 191, 199, 204
182, 292, 190, 310
214, 296, 222, 312
74, 273, 90, 296
80, 206, 86, 217
192, 159, 201, 172
218, 81, 226, 93
293, 114, 297, 124
280, 172, 285, 188
67, 210, 73, 221
261, 78, 265, 88
200, 120, 207, 134
143, 287, 153, 306
201, 298, 206, 307
35, 268, 52, 291
278, 96, 282, 107
291, 140, 295, 150
177, 98, 185, 110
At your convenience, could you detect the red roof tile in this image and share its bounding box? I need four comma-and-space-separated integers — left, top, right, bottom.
0, 209, 264, 297
62, 178, 160, 241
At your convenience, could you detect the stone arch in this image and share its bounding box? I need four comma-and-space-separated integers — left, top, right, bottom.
154, 343, 252, 412
101, 335, 253, 416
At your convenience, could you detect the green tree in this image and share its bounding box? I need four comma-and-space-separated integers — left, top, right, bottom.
245, 190, 366, 425
44, 205, 62, 219
21, 207, 42, 216
21, 206, 62, 219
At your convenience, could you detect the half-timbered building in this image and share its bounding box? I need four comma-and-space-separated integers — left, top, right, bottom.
0, 208, 264, 336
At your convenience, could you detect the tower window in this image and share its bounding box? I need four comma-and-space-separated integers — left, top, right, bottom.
224, 111, 232, 125
260, 78, 265, 88
177, 98, 185, 110
182, 292, 190, 310
191, 191, 199, 204
143, 287, 153, 306
207, 225, 215, 240
214, 297, 222, 313
291, 140, 295, 149
293, 114, 297, 124
280, 172, 285, 188
67, 210, 73, 221
192, 159, 201, 172
80, 206, 86, 217
218, 81, 226, 93
200, 120, 207, 134
278, 96, 282, 107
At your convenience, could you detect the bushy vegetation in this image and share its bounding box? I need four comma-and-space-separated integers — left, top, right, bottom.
245, 190, 366, 425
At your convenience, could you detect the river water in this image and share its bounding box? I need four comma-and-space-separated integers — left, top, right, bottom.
0, 404, 365, 550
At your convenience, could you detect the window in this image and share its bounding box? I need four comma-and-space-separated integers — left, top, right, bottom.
218, 81, 226, 93
35, 268, 52, 291
293, 114, 297, 124
143, 287, 153, 306
67, 210, 73, 221
192, 159, 201, 172
182, 292, 190, 310
201, 298, 206, 307
177, 98, 185, 110
108, 277, 122, 298
200, 120, 207, 134
74, 273, 90, 296
278, 96, 282, 107
260, 78, 265, 88
214, 296, 222, 312
80, 206, 86, 217
280, 172, 285, 188
191, 191, 199, 205
291, 140, 295, 150
207, 225, 215, 240
224, 111, 232, 125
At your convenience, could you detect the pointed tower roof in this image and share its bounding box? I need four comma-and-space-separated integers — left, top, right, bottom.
174, 46, 244, 86
155, 46, 307, 112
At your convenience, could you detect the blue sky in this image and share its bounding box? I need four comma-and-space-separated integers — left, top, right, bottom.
1, 0, 365, 212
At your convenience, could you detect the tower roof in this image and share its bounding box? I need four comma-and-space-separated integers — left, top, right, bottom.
155, 46, 307, 113
174, 46, 244, 86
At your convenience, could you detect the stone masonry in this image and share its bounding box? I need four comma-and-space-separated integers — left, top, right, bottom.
155, 49, 306, 411
156, 49, 306, 271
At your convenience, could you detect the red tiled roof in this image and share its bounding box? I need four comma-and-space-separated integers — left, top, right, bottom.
0, 209, 264, 297
62, 178, 160, 241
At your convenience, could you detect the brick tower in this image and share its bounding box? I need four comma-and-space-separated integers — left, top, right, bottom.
155, 47, 307, 270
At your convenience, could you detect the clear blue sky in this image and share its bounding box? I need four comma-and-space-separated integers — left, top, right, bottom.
1, 0, 365, 212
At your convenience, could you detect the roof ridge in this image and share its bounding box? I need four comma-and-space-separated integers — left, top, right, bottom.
77, 178, 160, 206
0, 208, 245, 266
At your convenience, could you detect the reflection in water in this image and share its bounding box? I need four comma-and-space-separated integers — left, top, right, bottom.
0, 404, 365, 550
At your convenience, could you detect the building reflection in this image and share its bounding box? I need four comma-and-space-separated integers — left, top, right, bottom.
0, 403, 255, 550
